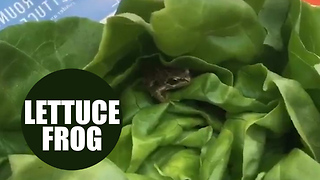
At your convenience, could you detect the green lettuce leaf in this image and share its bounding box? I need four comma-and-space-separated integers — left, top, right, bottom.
263, 149, 320, 180
0, 17, 103, 158
1, 0, 320, 179
200, 129, 233, 180
149, 0, 266, 64
283, 0, 320, 89
116, 0, 164, 22
7, 155, 128, 180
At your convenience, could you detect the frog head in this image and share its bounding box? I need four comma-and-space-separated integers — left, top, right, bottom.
164, 69, 191, 90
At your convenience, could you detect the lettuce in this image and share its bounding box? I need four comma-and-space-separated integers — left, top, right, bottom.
1, 0, 320, 179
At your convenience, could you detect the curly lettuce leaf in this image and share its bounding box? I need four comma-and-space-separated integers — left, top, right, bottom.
283, 0, 320, 89
200, 129, 233, 180
258, 0, 290, 50
84, 13, 151, 77
127, 102, 216, 173
168, 73, 270, 113
237, 64, 320, 161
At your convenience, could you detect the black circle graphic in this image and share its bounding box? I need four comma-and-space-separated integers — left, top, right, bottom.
21, 69, 122, 170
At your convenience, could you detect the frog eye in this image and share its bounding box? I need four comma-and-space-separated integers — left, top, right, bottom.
167, 78, 179, 85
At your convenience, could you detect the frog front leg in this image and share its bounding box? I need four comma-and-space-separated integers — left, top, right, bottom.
152, 87, 167, 103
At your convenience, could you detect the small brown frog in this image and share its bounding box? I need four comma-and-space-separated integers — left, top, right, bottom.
142, 65, 191, 102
